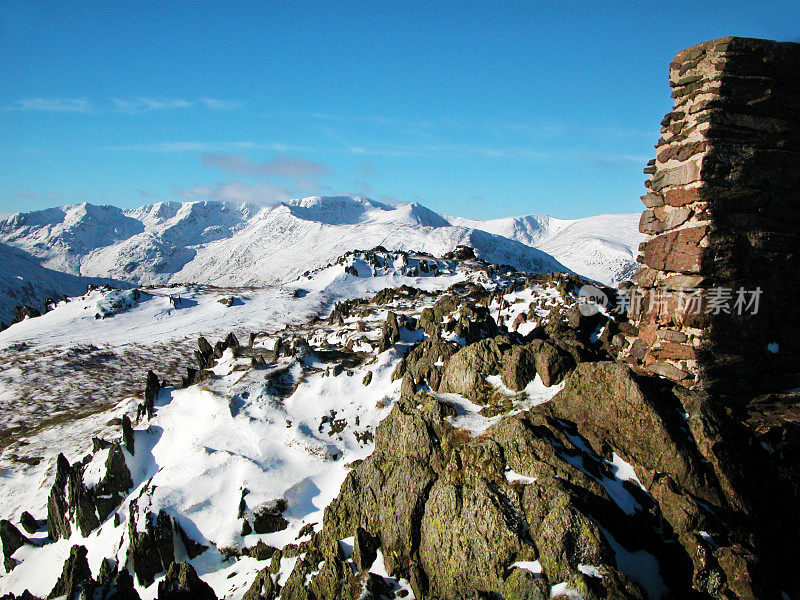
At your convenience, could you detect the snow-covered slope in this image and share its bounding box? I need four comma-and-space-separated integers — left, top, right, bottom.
0, 242, 117, 325
0, 196, 642, 320
450, 212, 642, 285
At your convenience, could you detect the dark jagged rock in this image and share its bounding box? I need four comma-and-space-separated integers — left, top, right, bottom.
0, 591, 41, 600
46, 443, 132, 543
144, 370, 160, 419
127, 502, 174, 587
97, 557, 118, 585
443, 245, 476, 260
0, 519, 30, 572
13, 305, 41, 323
97, 568, 141, 600
252, 500, 289, 534
378, 311, 401, 352
19, 512, 38, 535
95, 443, 133, 501
197, 336, 213, 358
244, 541, 278, 561
122, 415, 135, 455
225, 332, 240, 348
156, 562, 217, 600
92, 437, 111, 452
46, 453, 73, 541
47, 544, 93, 599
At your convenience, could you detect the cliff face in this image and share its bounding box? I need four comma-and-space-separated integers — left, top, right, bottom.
621, 37, 800, 398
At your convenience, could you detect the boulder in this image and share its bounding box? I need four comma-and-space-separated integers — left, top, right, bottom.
439, 337, 510, 400
19, 512, 38, 535
501, 344, 537, 391
531, 340, 574, 386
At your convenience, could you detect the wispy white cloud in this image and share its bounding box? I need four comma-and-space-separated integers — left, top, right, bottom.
8, 97, 92, 113
201, 154, 327, 179
178, 181, 291, 206
112, 97, 192, 114
105, 141, 318, 154
107, 141, 260, 153
199, 97, 243, 110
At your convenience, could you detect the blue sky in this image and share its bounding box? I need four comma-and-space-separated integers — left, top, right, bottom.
1, 1, 798, 220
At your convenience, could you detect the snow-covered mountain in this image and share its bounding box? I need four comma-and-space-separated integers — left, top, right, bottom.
0, 196, 642, 322
449, 212, 642, 285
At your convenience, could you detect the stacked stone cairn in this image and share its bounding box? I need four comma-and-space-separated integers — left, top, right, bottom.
620, 36, 800, 400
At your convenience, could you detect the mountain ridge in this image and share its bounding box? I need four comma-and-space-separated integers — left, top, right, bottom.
0, 196, 643, 323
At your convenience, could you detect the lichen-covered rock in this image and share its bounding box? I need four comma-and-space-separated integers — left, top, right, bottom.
439, 337, 510, 400
303, 393, 654, 599
242, 567, 278, 600
546, 362, 721, 503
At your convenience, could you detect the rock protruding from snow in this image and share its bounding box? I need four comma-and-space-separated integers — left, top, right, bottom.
0, 520, 30, 573
156, 562, 217, 600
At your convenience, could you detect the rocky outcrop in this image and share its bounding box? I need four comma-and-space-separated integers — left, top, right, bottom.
47, 545, 93, 599
156, 562, 217, 600
277, 391, 653, 599
127, 502, 174, 587
46, 443, 133, 542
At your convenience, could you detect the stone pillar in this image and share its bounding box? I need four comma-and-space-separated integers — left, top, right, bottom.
622, 36, 800, 398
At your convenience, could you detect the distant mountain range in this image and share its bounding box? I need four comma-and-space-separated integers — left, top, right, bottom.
0, 195, 642, 323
